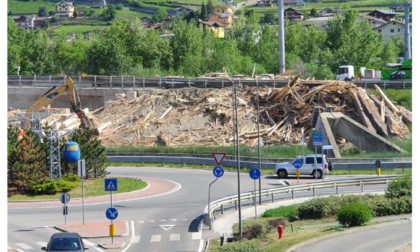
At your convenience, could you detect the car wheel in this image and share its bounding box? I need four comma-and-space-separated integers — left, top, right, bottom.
277, 169, 288, 179
313, 169, 323, 179
328, 161, 334, 171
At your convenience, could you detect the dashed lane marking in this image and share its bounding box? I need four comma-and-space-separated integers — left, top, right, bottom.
150, 234, 161, 242
169, 233, 180, 241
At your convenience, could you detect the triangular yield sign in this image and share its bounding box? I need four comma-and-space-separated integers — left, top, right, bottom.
212, 152, 226, 166
159, 224, 175, 231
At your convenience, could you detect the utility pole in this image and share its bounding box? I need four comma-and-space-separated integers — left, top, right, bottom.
277, 0, 286, 74
403, 2, 411, 60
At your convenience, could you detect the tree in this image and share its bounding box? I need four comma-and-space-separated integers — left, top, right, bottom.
324, 10, 383, 71
102, 5, 117, 20
261, 12, 275, 24
62, 128, 108, 179
200, 2, 208, 21
152, 9, 167, 23
38, 6, 47, 17
53, 36, 89, 75
206, 0, 214, 15
8, 127, 49, 193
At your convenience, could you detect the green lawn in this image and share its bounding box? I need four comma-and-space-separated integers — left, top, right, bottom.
8, 177, 147, 201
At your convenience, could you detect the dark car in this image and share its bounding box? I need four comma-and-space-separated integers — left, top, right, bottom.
390, 70, 406, 79
42, 232, 88, 251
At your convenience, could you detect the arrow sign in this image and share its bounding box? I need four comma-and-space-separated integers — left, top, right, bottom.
213, 166, 224, 177
293, 160, 303, 169
212, 153, 226, 166
249, 168, 261, 180
159, 224, 175, 231
106, 207, 119, 220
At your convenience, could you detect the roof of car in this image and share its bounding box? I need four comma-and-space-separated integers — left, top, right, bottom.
50, 232, 81, 238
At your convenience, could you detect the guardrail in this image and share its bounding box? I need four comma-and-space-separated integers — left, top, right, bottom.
204, 176, 398, 227
107, 155, 412, 170
8, 75, 412, 89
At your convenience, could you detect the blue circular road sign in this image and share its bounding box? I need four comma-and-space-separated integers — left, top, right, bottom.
213, 166, 224, 177
249, 168, 261, 180
106, 207, 119, 220
292, 160, 303, 169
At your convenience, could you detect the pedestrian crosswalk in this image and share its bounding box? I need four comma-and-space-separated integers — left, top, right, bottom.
10, 231, 202, 251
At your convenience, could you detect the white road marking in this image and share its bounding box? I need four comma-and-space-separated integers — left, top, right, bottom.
150, 234, 161, 242
36, 241, 48, 247
191, 231, 202, 240
15, 243, 33, 250
159, 219, 166, 222
130, 236, 140, 243
159, 224, 175, 231
149, 220, 155, 223
197, 239, 204, 252
169, 233, 180, 241
170, 218, 177, 221
137, 220, 144, 223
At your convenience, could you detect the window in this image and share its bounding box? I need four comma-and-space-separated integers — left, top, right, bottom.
306, 157, 315, 164
390, 29, 394, 33
398, 28, 401, 32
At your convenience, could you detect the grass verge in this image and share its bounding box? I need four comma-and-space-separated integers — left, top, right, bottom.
8, 177, 147, 201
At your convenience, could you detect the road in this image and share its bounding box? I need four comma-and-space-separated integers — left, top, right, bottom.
291, 221, 411, 252
8, 167, 394, 251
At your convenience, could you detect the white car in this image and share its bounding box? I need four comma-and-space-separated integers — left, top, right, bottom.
274, 154, 333, 179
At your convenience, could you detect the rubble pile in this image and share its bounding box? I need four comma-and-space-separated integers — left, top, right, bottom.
92, 77, 411, 147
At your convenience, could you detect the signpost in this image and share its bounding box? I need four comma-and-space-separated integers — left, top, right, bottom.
105, 178, 118, 244
249, 168, 261, 219
60, 193, 70, 225
206, 154, 226, 229
212, 152, 226, 166
293, 160, 303, 183
78, 159, 86, 225
213, 166, 224, 178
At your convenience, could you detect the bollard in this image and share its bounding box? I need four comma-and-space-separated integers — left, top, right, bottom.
109, 224, 116, 237
375, 159, 382, 177
277, 225, 284, 239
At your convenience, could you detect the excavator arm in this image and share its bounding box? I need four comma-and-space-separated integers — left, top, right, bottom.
24, 77, 99, 136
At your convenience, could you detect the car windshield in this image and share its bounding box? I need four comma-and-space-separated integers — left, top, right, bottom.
49, 237, 81, 251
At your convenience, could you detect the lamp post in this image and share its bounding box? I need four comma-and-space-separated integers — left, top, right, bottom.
256, 79, 262, 205
232, 80, 242, 236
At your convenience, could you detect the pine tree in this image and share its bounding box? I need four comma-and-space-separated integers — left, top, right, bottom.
62, 128, 108, 179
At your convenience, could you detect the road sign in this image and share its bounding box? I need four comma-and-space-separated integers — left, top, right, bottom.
292, 160, 303, 169
60, 192, 70, 204
213, 166, 224, 177
106, 207, 119, 220
78, 159, 86, 177
212, 153, 226, 166
105, 178, 118, 191
313, 130, 324, 145
249, 168, 261, 180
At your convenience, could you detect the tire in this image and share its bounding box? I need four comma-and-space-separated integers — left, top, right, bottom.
313, 169, 323, 179
277, 169, 288, 179
328, 161, 334, 171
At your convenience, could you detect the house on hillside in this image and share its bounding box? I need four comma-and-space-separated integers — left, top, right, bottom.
284, 8, 304, 22
318, 8, 336, 17
374, 20, 411, 44
360, 15, 387, 29
13, 15, 49, 30
256, 0, 274, 7
367, 10, 396, 22
284, 0, 305, 6
55, 2, 75, 18
199, 20, 225, 38
208, 6, 235, 29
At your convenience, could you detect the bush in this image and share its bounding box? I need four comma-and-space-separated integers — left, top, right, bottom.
30, 177, 79, 195
220, 238, 263, 252
233, 220, 270, 240
297, 197, 339, 219
337, 203, 373, 227
385, 176, 412, 199
262, 205, 298, 221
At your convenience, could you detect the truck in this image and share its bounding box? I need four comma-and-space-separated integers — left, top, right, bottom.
336, 59, 412, 81
274, 154, 333, 179
336, 65, 382, 81
24, 77, 99, 136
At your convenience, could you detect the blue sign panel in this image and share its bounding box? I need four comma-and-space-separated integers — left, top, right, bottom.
213, 166, 224, 178
106, 207, 119, 220
249, 168, 261, 180
105, 178, 118, 191
292, 160, 303, 169
313, 131, 324, 146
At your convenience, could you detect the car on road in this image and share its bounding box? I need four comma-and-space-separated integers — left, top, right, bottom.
42, 232, 88, 251
274, 154, 333, 179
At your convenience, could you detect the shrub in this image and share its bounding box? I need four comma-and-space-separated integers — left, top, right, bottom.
337, 203, 373, 227
262, 205, 297, 221
233, 220, 269, 240
220, 239, 263, 252
297, 197, 338, 219
385, 176, 412, 199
